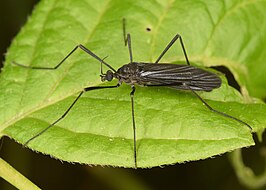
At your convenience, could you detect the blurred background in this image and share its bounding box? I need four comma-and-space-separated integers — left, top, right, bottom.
0, 1, 266, 190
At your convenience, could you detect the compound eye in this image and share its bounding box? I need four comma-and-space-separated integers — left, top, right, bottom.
106, 70, 113, 81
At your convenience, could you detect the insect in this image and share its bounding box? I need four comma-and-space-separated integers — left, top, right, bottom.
12, 19, 252, 168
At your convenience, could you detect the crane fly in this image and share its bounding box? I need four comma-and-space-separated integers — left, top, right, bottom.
12, 18, 252, 168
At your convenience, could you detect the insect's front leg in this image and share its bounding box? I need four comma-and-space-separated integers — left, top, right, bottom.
24, 83, 121, 146
12, 44, 116, 72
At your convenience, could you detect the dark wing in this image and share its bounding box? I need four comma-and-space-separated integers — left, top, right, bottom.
137, 63, 221, 91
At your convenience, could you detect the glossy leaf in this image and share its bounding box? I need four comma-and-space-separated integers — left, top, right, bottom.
1, 0, 266, 168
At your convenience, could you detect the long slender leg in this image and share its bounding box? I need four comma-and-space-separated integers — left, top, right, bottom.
189, 88, 252, 130
146, 84, 252, 130
24, 83, 121, 146
155, 34, 190, 65
123, 19, 136, 167
12, 44, 116, 72
123, 18, 127, 46
122, 18, 133, 63
130, 85, 137, 168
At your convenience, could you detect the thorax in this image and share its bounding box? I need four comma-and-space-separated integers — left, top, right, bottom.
115, 62, 142, 84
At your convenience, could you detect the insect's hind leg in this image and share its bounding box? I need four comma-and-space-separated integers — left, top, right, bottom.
190, 88, 252, 131
155, 34, 190, 65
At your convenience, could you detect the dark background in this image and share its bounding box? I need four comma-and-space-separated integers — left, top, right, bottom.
0, 1, 265, 190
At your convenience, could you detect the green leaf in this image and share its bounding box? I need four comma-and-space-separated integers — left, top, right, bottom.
1, 0, 266, 168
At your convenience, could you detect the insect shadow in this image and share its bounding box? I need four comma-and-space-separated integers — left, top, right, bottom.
12, 18, 252, 168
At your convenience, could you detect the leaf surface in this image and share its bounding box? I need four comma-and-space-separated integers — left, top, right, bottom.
1, 0, 266, 168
